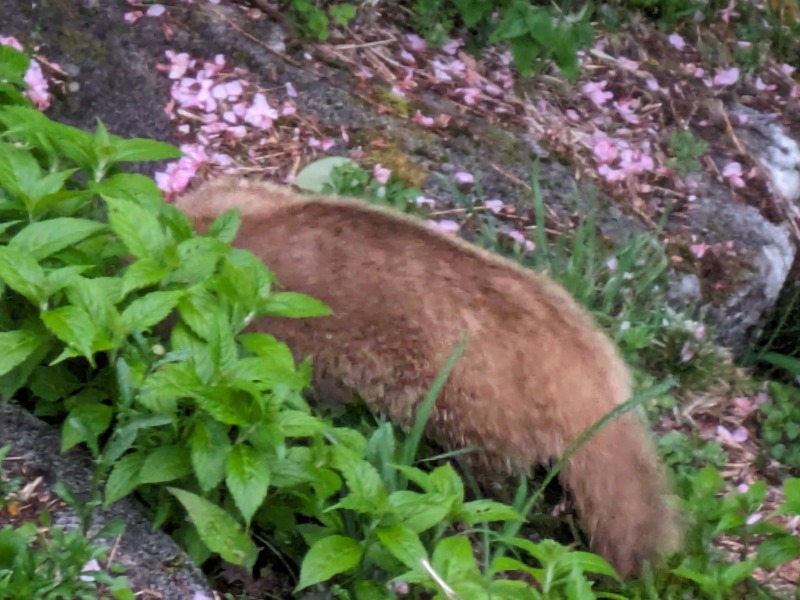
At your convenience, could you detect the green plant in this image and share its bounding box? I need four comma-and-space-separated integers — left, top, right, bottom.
293, 157, 428, 215
408, 0, 594, 80
285, 0, 358, 41
759, 380, 800, 471
659, 430, 728, 483
0, 517, 133, 599
667, 130, 709, 176
661, 468, 800, 600
0, 445, 133, 599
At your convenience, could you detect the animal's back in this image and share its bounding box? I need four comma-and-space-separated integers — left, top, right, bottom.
174, 177, 681, 577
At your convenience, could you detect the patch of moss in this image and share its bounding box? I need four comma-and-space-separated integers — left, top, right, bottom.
371, 85, 415, 117
58, 27, 107, 64
346, 128, 431, 188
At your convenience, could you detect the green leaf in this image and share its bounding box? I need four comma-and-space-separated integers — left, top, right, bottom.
757, 534, 800, 569
329, 3, 357, 26
190, 416, 231, 493
109, 137, 182, 164
0, 330, 45, 378
139, 445, 193, 484
40, 305, 97, 363
458, 499, 519, 525
0, 45, 29, 84
509, 35, 541, 77
561, 551, 620, 579
330, 446, 388, 514
780, 478, 800, 514
100, 414, 174, 467
376, 525, 428, 570
105, 452, 146, 506
295, 534, 362, 591
226, 444, 271, 527
168, 487, 258, 567
276, 410, 326, 437
121, 258, 171, 296
207, 209, 241, 243
61, 402, 113, 453
0, 245, 47, 304
178, 289, 222, 341
0, 143, 40, 205
260, 291, 331, 318
293, 156, 360, 192
432, 535, 481, 582
9, 218, 106, 261
388, 491, 453, 533
121, 290, 183, 333
103, 196, 169, 259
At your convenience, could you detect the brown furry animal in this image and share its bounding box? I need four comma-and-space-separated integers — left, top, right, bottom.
174, 177, 682, 577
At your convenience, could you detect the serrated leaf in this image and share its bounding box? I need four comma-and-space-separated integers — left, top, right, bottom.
226, 444, 270, 527
139, 445, 192, 484
104, 452, 146, 506
293, 156, 360, 193
458, 499, 519, 525
259, 291, 331, 318
388, 490, 452, 533
121, 258, 171, 296
61, 402, 113, 453
207, 209, 241, 243
295, 534, 362, 591
9, 218, 105, 261
121, 290, 183, 333
168, 486, 258, 567
40, 305, 97, 363
109, 137, 182, 163
178, 289, 222, 341
330, 446, 388, 514
0, 330, 45, 378
276, 410, 325, 437
0, 45, 29, 83
432, 535, 480, 581
0, 245, 47, 304
757, 534, 800, 568
0, 143, 40, 204
103, 196, 169, 259
190, 416, 231, 493
376, 525, 427, 570
100, 414, 174, 467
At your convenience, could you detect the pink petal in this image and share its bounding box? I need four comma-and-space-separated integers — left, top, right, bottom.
373, 164, 391, 185
712, 67, 739, 87
453, 172, 474, 184
484, 199, 504, 213
427, 219, 460, 235
146, 4, 166, 17
124, 11, 144, 23
668, 33, 686, 50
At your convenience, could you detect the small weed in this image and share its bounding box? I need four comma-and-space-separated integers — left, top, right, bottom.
659, 430, 728, 483
759, 379, 800, 472
285, 0, 358, 41
668, 130, 709, 176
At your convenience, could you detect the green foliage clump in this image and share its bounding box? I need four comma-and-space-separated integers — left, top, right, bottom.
659, 430, 728, 484
668, 130, 709, 176
412, 0, 593, 79
0, 447, 133, 599
285, 0, 358, 40
759, 381, 800, 471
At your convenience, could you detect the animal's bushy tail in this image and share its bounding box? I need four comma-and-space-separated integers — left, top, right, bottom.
563, 413, 682, 576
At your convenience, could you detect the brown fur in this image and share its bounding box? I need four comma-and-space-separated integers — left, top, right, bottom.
174, 176, 682, 576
